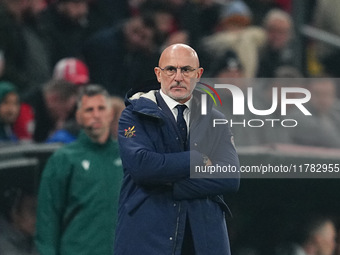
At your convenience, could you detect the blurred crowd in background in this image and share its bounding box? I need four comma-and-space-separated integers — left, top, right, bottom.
1, 0, 340, 255
1, 0, 340, 148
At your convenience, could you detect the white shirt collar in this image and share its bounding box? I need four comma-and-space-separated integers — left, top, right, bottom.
159, 89, 192, 111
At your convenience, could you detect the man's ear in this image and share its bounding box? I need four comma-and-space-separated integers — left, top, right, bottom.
196, 67, 204, 79
154, 67, 161, 83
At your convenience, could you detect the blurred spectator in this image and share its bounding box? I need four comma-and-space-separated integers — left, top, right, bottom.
139, 0, 181, 48
313, 0, 340, 77
0, 80, 34, 143
0, 0, 49, 94
22, 79, 78, 143
243, 0, 281, 25
161, 30, 190, 50
255, 66, 304, 145
215, 0, 252, 32
163, 0, 202, 46
275, 215, 336, 255
0, 82, 20, 142
46, 95, 126, 143
131, 0, 204, 46
38, 0, 91, 66
0, 0, 27, 86
195, 0, 223, 37
45, 119, 79, 144
36, 85, 123, 255
12, 102, 35, 142
208, 50, 262, 146
46, 58, 89, 143
0, 187, 38, 255
137, 0, 219, 48
289, 78, 340, 148
257, 9, 297, 78
22, 0, 51, 90
82, 15, 158, 96
53, 57, 90, 85
200, 0, 266, 78
208, 49, 245, 78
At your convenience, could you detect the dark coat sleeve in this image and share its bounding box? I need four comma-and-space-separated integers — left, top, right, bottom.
118, 105, 203, 185
173, 111, 240, 200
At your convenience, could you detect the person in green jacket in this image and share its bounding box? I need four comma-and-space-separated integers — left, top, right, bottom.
35, 84, 123, 255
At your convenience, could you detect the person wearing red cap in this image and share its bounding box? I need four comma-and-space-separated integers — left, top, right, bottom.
53, 57, 89, 85
21, 79, 78, 142
41, 57, 90, 144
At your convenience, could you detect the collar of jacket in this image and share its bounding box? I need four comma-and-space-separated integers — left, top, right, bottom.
125, 88, 214, 120
127, 90, 163, 119
78, 130, 114, 149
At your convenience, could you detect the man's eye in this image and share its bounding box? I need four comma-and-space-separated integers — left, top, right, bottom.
181, 67, 190, 72
166, 66, 177, 72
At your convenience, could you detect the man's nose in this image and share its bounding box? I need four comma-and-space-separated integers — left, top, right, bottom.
174, 68, 183, 82
92, 108, 101, 118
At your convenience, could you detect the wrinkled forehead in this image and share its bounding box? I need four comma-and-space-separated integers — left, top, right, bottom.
159, 46, 200, 67
80, 94, 111, 108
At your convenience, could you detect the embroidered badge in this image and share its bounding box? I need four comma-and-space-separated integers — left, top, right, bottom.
124, 126, 136, 138
82, 160, 90, 171
113, 158, 122, 167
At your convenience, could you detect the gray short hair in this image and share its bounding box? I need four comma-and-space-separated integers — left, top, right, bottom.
77, 84, 111, 109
